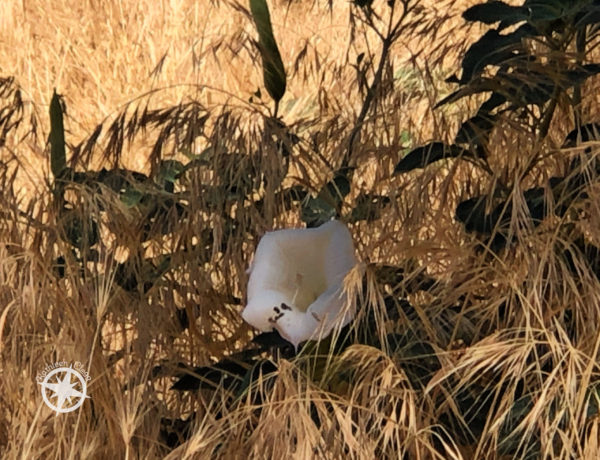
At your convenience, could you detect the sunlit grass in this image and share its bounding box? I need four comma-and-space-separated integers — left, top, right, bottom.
1, 0, 600, 459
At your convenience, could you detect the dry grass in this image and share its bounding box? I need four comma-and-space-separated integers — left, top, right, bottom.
1, 0, 600, 458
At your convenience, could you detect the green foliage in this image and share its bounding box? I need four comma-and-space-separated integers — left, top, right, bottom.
395, 142, 471, 172
450, 0, 600, 118
462, 1, 529, 25
348, 193, 391, 223
250, 0, 287, 108
300, 168, 352, 227
385, 2, 600, 455
49, 90, 66, 180
395, 0, 600, 253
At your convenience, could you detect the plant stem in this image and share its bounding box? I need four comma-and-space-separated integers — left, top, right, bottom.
573, 26, 587, 128
344, 2, 409, 168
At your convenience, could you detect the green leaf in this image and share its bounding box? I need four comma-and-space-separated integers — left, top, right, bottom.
250, 0, 287, 104
498, 395, 535, 456
576, 4, 600, 27
348, 193, 391, 223
61, 211, 99, 250
463, 1, 528, 25
455, 113, 497, 147
455, 195, 496, 234
156, 159, 184, 192
563, 123, 600, 147
458, 25, 536, 83
73, 168, 151, 194
301, 195, 337, 228
524, 0, 569, 22
586, 382, 600, 418
438, 63, 600, 110
323, 169, 352, 203
387, 332, 440, 389
120, 187, 144, 208
394, 142, 469, 173
157, 160, 184, 184
49, 90, 67, 179
115, 254, 172, 293
301, 168, 354, 226
456, 185, 552, 240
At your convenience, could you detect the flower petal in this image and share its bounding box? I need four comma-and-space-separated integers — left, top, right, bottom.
243, 219, 357, 348
307, 283, 354, 333
274, 307, 320, 349
242, 289, 293, 332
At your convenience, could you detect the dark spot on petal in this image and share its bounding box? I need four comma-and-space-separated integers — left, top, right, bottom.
280, 303, 292, 311
273, 306, 280, 314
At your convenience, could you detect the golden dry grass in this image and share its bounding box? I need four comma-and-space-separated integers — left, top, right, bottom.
2, 0, 600, 459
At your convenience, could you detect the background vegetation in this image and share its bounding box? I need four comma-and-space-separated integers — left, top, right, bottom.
1, 0, 600, 458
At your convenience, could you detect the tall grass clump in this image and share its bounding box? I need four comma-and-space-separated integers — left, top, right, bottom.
1, 0, 600, 458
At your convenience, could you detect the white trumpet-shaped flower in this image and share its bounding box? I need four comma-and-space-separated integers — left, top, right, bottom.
242, 220, 357, 349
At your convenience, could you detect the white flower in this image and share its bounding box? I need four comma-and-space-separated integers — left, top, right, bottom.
242, 220, 357, 349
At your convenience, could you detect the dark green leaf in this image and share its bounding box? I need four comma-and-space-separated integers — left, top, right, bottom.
564, 238, 600, 281
120, 187, 144, 208
234, 359, 279, 404
301, 168, 353, 226
49, 90, 67, 179
441, 63, 600, 109
463, 1, 528, 26
522, 186, 548, 223
54, 256, 66, 279
73, 168, 151, 195
115, 254, 172, 293
563, 123, 600, 147
157, 160, 184, 185
455, 195, 497, 234
459, 25, 536, 83
387, 331, 440, 389
250, 0, 287, 103
455, 113, 497, 147
159, 417, 193, 449
171, 359, 250, 391
301, 195, 337, 228
479, 91, 508, 113
586, 381, 600, 418
349, 193, 391, 223
61, 211, 99, 250
394, 142, 469, 173
576, 4, 600, 27
324, 168, 352, 201
498, 395, 535, 456
524, 0, 568, 22
457, 185, 554, 239
435, 82, 492, 108
505, 63, 600, 107
251, 330, 294, 349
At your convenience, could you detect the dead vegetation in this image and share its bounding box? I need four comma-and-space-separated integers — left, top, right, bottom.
1, 0, 600, 458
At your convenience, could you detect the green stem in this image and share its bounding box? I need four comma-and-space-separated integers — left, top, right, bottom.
573, 26, 587, 128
